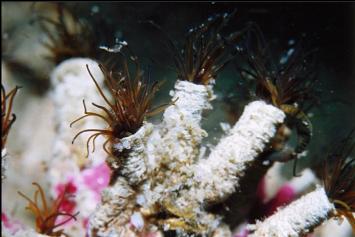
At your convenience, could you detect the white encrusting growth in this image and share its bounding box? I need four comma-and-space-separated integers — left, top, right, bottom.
144, 80, 214, 206
89, 177, 135, 237
112, 123, 154, 186
1, 148, 7, 181
147, 80, 214, 168
130, 212, 145, 230
248, 187, 335, 237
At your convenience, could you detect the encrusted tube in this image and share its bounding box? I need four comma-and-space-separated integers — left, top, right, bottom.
89, 177, 136, 237
147, 80, 214, 169
50, 58, 107, 169
248, 187, 335, 237
192, 100, 286, 203
110, 123, 154, 186
153, 100, 286, 233
48, 58, 109, 237
143, 80, 215, 211
2, 148, 8, 181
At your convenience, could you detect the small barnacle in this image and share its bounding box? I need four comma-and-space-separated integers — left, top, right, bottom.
148, 10, 242, 85
237, 25, 317, 175
71, 55, 171, 158
18, 182, 79, 237
321, 130, 355, 231
1, 84, 20, 151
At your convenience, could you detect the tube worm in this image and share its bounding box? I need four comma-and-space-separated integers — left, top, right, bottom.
248, 131, 355, 237
79, 55, 170, 236
1, 84, 20, 181
158, 101, 285, 233
144, 80, 214, 201
48, 58, 109, 237
18, 182, 79, 237
86, 13, 289, 236
88, 177, 136, 237
236, 25, 318, 177
248, 187, 335, 237
193, 100, 285, 203
50, 58, 107, 176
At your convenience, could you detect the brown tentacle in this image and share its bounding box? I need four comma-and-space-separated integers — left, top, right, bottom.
72, 129, 111, 145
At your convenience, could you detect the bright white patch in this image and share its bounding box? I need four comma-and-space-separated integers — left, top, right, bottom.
130, 212, 144, 230
220, 122, 231, 133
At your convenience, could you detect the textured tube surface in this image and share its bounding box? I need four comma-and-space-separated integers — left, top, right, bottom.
193, 100, 286, 203
249, 187, 335, 237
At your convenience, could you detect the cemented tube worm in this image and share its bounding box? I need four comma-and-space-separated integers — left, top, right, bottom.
236, 26, 318, 176
155, 100, 285, 234
142, 11, 241, 204
193, 100, 285, 203
35, 3, 112, 65
17, 182, 79, 237
248, 132, 355, 237
85, 13, 290, 236
89, 177, 136, 237
73, 56, 169, 236
48, 58, 109, 237
50, 58, 107, 176
248, 187, 335, 237
70, 56, 168, 185
1, 84, 20, 181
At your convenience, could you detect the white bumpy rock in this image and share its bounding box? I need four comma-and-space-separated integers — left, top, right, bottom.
248, 187, 335, 237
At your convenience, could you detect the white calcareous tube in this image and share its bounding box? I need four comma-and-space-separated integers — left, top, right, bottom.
2, 148, 8, 181
191, 100, 286, 203
144, 80, 215, 207
147, 80, 214, 169
88, 177, 135, 237
48, 58, 109, 237
111, 123, 154, 186
248, 187, 335, 237
50, 58, 107, 170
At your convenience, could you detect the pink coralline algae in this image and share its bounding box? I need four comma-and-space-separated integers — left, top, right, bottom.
81, 162, 111, 200
264, 184, 295, 216
53, 162, 111, 229
253, 177, 296, 218
233, 177, 298, 237
1, 211, 24, 234
55, 180, 78, 214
